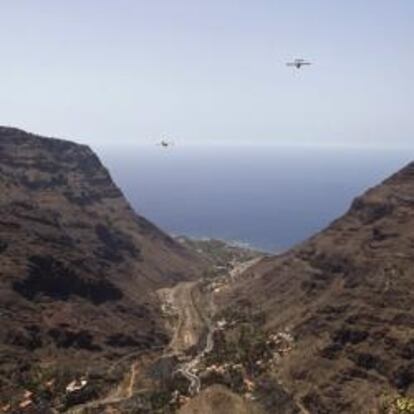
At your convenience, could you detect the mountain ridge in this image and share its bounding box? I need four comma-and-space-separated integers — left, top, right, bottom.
0, 126, 205, 402
223, 160, 414, 412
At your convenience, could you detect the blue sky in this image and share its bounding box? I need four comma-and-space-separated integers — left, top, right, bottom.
0, 1, 413, 148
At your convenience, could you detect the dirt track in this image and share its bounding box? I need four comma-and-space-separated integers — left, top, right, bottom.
160, 281, 208, 355
159, 280, 216, 395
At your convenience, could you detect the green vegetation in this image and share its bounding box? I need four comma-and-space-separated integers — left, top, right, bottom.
150, 390, 173, 411
200, 302, 274, 394
0, 363, 112, 412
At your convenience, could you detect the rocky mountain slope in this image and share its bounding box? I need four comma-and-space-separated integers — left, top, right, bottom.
0, 127, 204, 401
226, 161, 414, 412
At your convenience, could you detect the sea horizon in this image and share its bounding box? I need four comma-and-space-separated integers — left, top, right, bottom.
98, 144, 412, 253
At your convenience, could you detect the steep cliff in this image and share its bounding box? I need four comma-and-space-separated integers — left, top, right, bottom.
0, 127, 204, 398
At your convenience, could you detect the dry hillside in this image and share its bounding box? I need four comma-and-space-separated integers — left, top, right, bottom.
227, 162, 414, 413
0, 127, 204, 401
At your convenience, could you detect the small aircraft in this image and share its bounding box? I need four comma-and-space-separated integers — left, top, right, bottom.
286, 58, 312, 69
157, 140, 174, 148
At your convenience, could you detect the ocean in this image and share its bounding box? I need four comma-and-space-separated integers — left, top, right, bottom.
98, 144, 411, 253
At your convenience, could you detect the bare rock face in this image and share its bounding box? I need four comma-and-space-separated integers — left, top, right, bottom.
230, 161, 414, 413
0, 127, 203, 397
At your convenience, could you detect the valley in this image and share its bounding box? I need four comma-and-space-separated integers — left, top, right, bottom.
56, 256, 266, 413
2, 128, 414, 414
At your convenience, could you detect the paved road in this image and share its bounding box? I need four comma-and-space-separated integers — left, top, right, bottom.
66, 258, 263, 412
166, 259, 263, 396
161, 281, 212, 395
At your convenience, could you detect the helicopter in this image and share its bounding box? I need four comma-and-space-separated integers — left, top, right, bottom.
286, 58, 312, 69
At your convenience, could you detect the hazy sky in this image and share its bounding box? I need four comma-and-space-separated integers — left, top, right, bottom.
1, 1, 413, 148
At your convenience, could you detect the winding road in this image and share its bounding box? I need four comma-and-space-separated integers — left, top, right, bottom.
66, 259, 259, 412
163, 259, 261, 396
161, 280, 214, 395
